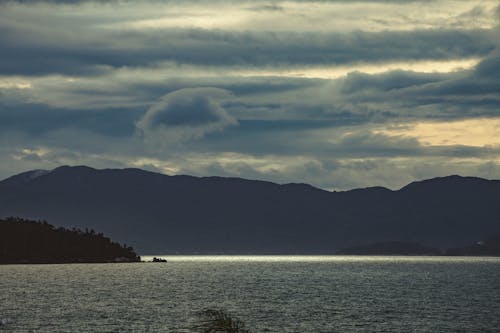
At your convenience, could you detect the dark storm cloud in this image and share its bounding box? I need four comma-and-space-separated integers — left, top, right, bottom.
136, 88, 237, 143
0, 27, 494, 75
330, 42, 500, 120
138, 88, 233, 128
0, 98, 141, 137
126, 76, 325, 101
246, 3, 285, 11
340, 71, 452, 94
1, 48, 497, 141
183, 118, 500, 160
471, 50, 500, 79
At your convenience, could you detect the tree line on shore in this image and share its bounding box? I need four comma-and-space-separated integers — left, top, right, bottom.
0, 217, 140, 264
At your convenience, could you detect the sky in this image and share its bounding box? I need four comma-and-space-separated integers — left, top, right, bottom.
0, 0, 499, 190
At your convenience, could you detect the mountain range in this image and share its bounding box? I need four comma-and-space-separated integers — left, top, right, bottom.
0, 166, 499, 254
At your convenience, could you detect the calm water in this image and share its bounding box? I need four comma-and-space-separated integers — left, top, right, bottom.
1, 256, 500, 332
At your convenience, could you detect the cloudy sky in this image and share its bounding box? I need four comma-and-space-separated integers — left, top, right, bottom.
1, 0, 499, 190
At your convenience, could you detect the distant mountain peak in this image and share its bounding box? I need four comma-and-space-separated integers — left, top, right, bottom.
26, 169, 51, 180
52, 165, 97, 173
346, 186, 393, 194
0, 169, 51, 186
399, 174, 490, 191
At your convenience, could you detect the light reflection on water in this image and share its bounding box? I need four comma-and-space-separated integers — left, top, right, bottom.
142, 255, 500, 263
1, 256, 500, 332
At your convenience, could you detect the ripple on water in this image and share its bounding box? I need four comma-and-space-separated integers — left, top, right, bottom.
1, 256, 500, 332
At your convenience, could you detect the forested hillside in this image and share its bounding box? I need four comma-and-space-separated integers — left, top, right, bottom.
0, 217, 140, 264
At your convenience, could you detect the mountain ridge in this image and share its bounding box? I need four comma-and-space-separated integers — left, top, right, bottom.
1, 166, 499, 254
6, 165, 495, 192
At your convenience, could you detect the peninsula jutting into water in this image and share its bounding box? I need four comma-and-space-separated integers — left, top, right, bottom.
0, 217, 140, 264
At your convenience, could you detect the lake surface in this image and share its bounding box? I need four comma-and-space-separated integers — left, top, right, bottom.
1, 256, 500, 332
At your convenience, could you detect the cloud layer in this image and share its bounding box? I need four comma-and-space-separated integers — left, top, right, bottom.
0, 0, 499, 190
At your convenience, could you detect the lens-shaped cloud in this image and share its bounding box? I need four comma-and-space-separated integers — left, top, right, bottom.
136, 88, 237, 145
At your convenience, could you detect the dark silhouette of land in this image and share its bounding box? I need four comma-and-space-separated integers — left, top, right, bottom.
336, 241, 441, 255
152, 257, 167, 262
0, 217, 140, 264
0, 166, 499, 254
446, 234, 500, 256
337, 238, 500, 256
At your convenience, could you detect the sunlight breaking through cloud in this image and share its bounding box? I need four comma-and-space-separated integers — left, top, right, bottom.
375, 118, 500, 148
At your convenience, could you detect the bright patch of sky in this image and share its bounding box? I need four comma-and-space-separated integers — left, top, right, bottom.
375, 118, 500, 147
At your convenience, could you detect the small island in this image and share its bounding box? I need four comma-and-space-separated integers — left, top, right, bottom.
0, 217, 141, 264
151, 257, 168, 263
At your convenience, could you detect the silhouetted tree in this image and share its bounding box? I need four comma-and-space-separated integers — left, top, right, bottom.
196, 309, 252, 333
